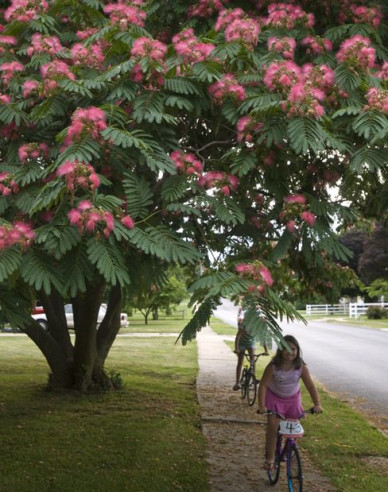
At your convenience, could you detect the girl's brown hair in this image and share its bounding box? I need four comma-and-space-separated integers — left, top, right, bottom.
272, 334, 304, 369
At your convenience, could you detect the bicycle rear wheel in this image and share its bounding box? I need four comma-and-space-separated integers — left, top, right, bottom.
287, 444, 303, 492
247, 372, 257, 406
267, 438, 281, 485
240, 368, 247, 399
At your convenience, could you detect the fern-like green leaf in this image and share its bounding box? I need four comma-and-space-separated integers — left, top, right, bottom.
106, 80, 138, 103
58, 79, 93, 98
213, 196, 245, 225
122, 173, 154, 219
100, 104, 135, 127
349, 147, 388, 173
324, 24, 352, 43
132, 92, 177, 124
141, 144, 176, 173
211, 41, 242, 60
239, 93, 281, 113
161, 175, 188, 202
335, 64, 361, 91
176, 297, 220, 345
35, 224, 82, 260
0, 103, 29, 126
128, 226, 201, 264
20, 250, 63, 294
352, 111, 387, 139
28, 181, 65, 214
101, 126, 150, 150
87, 240, 130, 286
287, 118, 325, 155
188, 271, 251, 298
270, 233, 294, 262
0, 247, 22, 282
318, 236, 353, 262
55, 138, 101, 166
164, 95, 194, 111
229, 151, 257, 176
332, 106, 362, 118
62, 245, 94, 297
165, 203, 201, 217
164, 77, 201, 95
14, 164, 44, 187
260, 117, 287, 147
191, 62, 222, 83
30, 93, 67, 123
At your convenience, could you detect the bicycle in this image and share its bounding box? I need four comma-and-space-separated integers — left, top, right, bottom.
239, 351, 268, 406
264, 409, 316, 492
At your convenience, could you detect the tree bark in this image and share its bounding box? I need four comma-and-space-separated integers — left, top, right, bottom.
95, 284, 122, 373
24, 321, 74, 389
73, 283, 105, 391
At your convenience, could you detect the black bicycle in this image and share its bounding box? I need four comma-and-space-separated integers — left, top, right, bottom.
240, 351, 268, 406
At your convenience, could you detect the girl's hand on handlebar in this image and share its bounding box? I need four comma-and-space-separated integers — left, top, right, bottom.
313, 404, 323, 414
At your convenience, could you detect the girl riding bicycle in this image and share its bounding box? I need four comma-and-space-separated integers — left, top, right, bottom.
257, 335, 323, 471
233, 304, 269, 391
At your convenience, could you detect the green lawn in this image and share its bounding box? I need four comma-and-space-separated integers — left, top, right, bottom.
0, 323, 208, 492
1, 311, 388, 492
299, 312, 388, 329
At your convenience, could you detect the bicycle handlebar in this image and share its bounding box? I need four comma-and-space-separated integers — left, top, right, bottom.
261, 407, 320, 417
243, 351, 269, 361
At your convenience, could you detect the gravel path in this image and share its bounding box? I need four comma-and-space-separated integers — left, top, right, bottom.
196, 325, 336, 492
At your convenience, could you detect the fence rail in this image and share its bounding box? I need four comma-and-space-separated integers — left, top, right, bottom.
306, 302, 388, 318
305, 304, 349, 315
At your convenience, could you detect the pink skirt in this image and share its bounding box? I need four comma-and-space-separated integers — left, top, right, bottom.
265, 387, 304, 419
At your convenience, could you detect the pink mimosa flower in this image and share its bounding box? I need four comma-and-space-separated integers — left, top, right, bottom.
259, 266, 274, 287
284, 195, 306, 204
301, 211, 316, 226
121, 215, 135, 229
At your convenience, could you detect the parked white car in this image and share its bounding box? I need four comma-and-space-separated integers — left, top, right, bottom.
32, 304, 128, 330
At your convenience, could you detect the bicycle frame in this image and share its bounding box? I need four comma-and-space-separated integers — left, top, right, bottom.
240, 351, 267, 406
272, 433, 302, 491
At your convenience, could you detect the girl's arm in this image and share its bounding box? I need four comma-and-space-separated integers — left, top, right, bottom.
301, 364, 323, 413
257, 363, 272, 414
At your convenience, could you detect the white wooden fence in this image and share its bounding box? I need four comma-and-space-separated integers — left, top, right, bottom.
348, 302, 388, 318
306, 302, 388, 318
305, 304, 349, 315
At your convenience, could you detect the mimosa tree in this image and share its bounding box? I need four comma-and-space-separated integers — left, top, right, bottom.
0, 0, 387, 390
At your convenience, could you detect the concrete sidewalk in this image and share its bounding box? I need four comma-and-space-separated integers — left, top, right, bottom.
196, 325, 270, 491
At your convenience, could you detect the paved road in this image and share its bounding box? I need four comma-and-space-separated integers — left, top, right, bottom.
214, 299, 388, 418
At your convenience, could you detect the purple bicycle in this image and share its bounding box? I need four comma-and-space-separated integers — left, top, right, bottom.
265, 409, 317, 492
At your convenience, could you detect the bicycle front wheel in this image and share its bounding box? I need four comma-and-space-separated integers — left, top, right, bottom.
287, 445, 303, 492
240, 368, 247, 399
247, 372, 257, 406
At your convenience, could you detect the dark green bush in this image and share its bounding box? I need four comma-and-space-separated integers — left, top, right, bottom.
366, 306, 388, 319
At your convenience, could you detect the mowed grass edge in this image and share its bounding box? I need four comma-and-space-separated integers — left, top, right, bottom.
0, 315, 209, 492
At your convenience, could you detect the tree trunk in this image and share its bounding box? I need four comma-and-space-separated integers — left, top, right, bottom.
25, 321, 74, 389
73, 283, 105, 391
94, 285, 122, 381
26, 284, 125, 392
